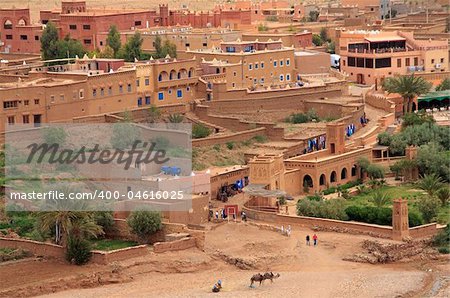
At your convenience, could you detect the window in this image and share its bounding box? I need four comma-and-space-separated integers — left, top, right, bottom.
3, 101, 18, 109
365, 58, 373, 68
397, 58, 401, 68
280, 60, 284, 66
60, 94, 64, 101
20, 35, 27, 40
83, 24, 91, 30
249, 64, 253, 70
108, 86, 112, 95
255, 63, 259, 69
92, 89, 97, 97
357, 58, 364, 68
158, 92, 164, 100
100, 88, 104, 96
177, 89, 183, 98
50, 95, 55, 103
134, 21, 141, 26
158, 74, 162, 81
24, 100, 29, 106
441, 58, 444, 63
145, 77, 150, 85
7, 116, 15, 125
136, 79, 140, 87
202, 43, 207, 47
168, 89, 172, 95
185, 43, 190, 47
375, 58, 391, 68
127, 84, 132, 92
6, 35, 12, 40
69, 24, 77, 30
34, 99, 40, 105
233, 72, 237, 77
79, 89, 84, 99
286, 74, 290, 81
34, 35, 39, 41
232, 83, 236, 88
406, 58, 410, 66
145, 96, 150, 105
100, 41, 103, 46
23, 115, 29, 124
431, 59, 435, 64
187, 86, 191, 92
137, 97, 142, 106
261, 62, 264, 68
119, 85, 123, 93
286, 59, 290, 66
274, 60, 277, 67
348, 57, 356, 67
253, 78, 257, 85
225, 46, 236, 53
4, 20, 12, 29
260, 78, 265, 84
84, 39, 92, 45
280, 74, 284, 81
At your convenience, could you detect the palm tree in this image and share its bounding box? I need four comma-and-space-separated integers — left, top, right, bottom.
435, 78, 450, 91
417, 174, 444, 197
370, 190, 390, 208
383, 75, 431, 114
435, 187, 449, 207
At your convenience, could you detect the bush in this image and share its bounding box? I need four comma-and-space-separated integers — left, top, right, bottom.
438, 247, 450, 254
340, 179, 362, 190
408, 209, 424, 227
345, 206, 392, 226
127, 210, 162, 243
366, 164, 385, 179
296, 198, 348, 220
226, 142, 234, 150
94, 212, 115, 235
192, 123, 211, 139
305, 194, 323, 201
377, 132, 392, 146
418, 196, 441, 223
66, 236, 92, 265
432, 225, 450, 247
253, 135, 267, 143
323, 187, 336, 195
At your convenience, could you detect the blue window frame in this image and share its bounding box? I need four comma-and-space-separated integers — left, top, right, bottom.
286, 59, 290, 66
261, 62, 264, 68
137, 97, 142, 106
286, 74, 290, 81
274, 60, 277, 67
177, 89, 182, 98
158, 92, 164, 100
280, 60, 284, 66
145, 96, 150, 105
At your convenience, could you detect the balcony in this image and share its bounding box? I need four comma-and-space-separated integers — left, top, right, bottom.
347, 47, 407, 54
156, 76, 198, 89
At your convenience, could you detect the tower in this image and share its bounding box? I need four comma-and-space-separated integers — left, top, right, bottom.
404, 146, 419, 181
326, 122, 345, 155
392, 198, 409, 241
159, 4, 169, 27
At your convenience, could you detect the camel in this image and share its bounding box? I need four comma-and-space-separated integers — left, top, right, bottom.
250, 272, 280, 287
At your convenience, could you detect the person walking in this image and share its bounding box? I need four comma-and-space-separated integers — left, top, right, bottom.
313, 234, 318, 246
306, 235, 310, 246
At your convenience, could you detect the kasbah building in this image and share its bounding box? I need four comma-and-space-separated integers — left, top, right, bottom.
0, 0, 449, 235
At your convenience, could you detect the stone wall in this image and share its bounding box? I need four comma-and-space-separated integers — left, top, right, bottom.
192, 128, 267, 147
153, 237, 197, 253
409, 223, 439, 239
0, 237, 65, 259
90, 245, 149, 265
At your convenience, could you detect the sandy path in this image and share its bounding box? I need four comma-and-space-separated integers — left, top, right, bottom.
38, 223, 431, 298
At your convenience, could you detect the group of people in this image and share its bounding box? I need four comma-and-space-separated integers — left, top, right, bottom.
305, 234, 318, 246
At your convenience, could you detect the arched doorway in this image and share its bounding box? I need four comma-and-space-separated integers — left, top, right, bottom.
341, 168, 347, 180
351, 165, 357, 177
330, 171, 337, 183
303, 175, 313, 188
319, 174, 326, 186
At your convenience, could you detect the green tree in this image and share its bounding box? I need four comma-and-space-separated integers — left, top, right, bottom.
382, 75, 431, 114
161, 40, 177, 58
435, 78, 450, 91
192, 123, 211, 139
66, 235, 92, 265
119, 32, 143, 62
41, 22, 59, 60
106, 25, 121, 58
418, 196, 441, 223
154, 35, 162, 57
258, 23, 269, 32
377, 132, 392, 146
98, 45, 115, 58
127, 210, 162, 243
312, 34, 323, 46
401, 111, 435, 129
309, 10, 319, 22
417, 174, 444, 196
417, 143, 450, 181
326, 41, 335, 54
320, 27, 328, 43
367, 164, 385, 179
56, 35, 86, 59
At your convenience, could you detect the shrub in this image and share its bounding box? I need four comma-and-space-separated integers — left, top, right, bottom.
66, 236, 92, 265
192, 123, 211, 139
438, 247, 450, 254
408, 209, 424, 227
432, 225, 450, 247
377, 132, 392, 146
253, 135, 267, 143
127, 210, 162, 243
305, 194, 323, 201
226, 142, 234, 150
345, 206, 392, 226
296, 198, 348, 220
323, 187, 336, 195
94, 211, 115, 235
286, 113, 308, 124
367, 164, 385, 179
418, 196, 441, 223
